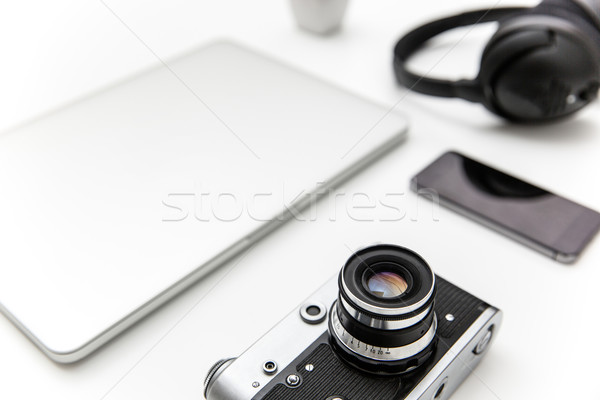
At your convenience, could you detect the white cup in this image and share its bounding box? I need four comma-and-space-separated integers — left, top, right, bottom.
290, 0, 350, 35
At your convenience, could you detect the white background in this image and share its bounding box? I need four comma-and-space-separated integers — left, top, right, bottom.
1, 0, 599, 399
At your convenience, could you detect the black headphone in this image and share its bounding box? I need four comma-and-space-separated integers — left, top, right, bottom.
393, 0, 600, 122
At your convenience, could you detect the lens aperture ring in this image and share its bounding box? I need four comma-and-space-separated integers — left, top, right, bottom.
330, 303, 437, 362
337, 299, 436, 348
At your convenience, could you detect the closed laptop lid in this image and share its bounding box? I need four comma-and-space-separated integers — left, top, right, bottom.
0, 41, 408, 362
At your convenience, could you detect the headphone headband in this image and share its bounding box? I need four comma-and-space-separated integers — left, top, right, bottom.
393, 8, 526, 103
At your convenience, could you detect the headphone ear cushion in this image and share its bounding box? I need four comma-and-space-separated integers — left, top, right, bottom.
479, 15, 600, 121
537, 0, 600, 31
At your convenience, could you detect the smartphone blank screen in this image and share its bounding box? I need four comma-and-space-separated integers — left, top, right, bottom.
411, 151, 600, 263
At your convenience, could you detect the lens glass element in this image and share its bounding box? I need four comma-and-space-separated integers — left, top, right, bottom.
366, 271, 408, 298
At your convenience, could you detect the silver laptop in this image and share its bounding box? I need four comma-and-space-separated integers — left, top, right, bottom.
0, 41, 408, 363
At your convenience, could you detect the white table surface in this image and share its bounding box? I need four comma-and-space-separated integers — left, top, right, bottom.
1, 1, 599, 399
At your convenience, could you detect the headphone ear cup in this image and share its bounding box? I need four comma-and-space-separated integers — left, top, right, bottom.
479, 16, 600, 122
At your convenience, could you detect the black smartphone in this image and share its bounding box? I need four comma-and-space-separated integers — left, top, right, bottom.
411, 151, 600, 263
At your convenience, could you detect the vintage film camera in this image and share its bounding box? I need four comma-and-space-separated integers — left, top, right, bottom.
204, 244, 502, 400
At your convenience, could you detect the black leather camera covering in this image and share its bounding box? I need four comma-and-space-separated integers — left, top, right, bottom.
254, 276, 489, 400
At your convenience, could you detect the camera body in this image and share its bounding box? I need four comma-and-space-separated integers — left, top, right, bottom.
204, 245, 502, 400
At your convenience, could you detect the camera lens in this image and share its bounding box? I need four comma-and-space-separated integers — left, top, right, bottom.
365, 271, 409, 298
329, 244, 437, 375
